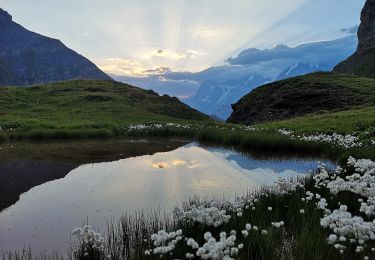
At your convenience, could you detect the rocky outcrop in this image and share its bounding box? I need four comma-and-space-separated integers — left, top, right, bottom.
334, 0, 375, 77
0, 8, 111, 86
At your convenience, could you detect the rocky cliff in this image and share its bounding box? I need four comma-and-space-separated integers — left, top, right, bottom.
334, 0, 375, 77
0, 8, 111, 86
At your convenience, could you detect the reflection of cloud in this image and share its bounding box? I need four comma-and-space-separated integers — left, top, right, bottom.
149, 159, 199, 170
172, 159, 187, 166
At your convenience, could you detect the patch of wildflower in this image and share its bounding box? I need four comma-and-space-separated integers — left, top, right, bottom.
146, 229, 184, 255
277, 129, 363, 149
321, 205, 375, 247
174, 202, 231, 227
312, 157, 375, 254
119, 122, 201, 133
271, 221, 285, 228
277, 129, 294, 137
71, 225, 109, 258
194, 231, 241, 259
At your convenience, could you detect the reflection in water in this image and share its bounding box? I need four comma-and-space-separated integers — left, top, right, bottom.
0, 138, 187, 211
0, 142, 335, 254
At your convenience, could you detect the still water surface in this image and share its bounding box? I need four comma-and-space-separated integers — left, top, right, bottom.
0, 139, 335, 253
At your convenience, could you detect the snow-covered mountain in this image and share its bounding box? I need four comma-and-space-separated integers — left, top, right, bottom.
184, 73, 269, 119
276, 63, 331, 80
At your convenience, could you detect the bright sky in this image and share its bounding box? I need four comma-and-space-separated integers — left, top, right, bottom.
1, 0, 365, 76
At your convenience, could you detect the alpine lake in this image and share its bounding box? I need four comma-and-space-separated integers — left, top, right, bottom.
0, 138, 335, 253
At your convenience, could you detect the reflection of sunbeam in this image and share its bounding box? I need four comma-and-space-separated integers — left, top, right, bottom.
194, 181, 219, 188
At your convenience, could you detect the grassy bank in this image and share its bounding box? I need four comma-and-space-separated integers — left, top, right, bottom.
0, 122, 374, 163
257, 106, 375, 137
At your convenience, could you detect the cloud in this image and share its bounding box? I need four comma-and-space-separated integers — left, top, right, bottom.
226, 34, 357, 66
98, 58, 146, 76
98, 49, 205, 77
141, 67, 171, 74
98, 58, 174, 76
340, 25, 359, 35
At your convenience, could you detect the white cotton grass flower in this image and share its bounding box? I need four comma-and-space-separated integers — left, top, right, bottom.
125, 123, 193, 132
71, 225, 107, 257
327, 234, 337, 244
245, 224, 252, 231
315, 157, 375, 254
271, 221, 284, 228
147, 229, 184, 256
192, 231, 241, 259
299, 209, 305, 214
174, 202, 231, 227
187, 238, 199, 250
277, 129, 363, 149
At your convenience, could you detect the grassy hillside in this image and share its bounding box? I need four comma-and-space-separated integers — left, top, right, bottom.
228, 72, 375, 125
0, 80, 208, 138
257, 106, 375, 136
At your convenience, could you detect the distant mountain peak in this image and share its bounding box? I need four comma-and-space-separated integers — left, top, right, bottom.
0, 8, 111, 86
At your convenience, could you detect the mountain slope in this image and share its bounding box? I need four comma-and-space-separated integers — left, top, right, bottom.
0, 80, 208, 133
0, 8, 111, 86
228, 73, 375, 125
334, 0, 375, 77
